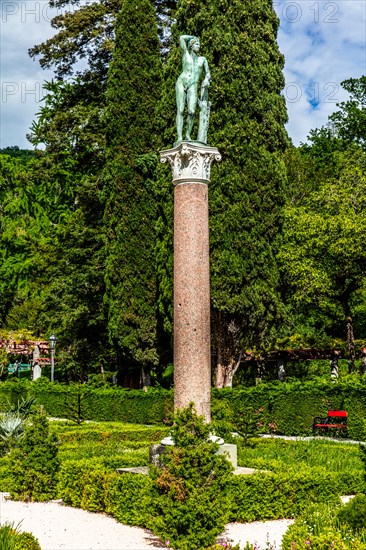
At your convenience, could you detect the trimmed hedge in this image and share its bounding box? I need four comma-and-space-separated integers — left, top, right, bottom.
57, 461, 151, 524
229, 469, 365, 522
55, 460, 366, 527
32, 383, 173, 424
0, 380, 173, 424
55, 425, 169, 443
1, 377, 366, 439
213, 377, 366, 440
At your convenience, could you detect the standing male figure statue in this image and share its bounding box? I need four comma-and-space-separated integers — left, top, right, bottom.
176, 35, 211, 143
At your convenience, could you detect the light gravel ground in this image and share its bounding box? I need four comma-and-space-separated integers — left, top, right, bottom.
0, 493, 294, 550
223, 520, 293, 549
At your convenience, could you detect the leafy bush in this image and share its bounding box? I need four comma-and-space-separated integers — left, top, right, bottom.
54, 423, 169, 444
105, 473, 152, 526
59, 447, 149, 469
210, 399, 235, 440
57, 459, 152, 524
337, 494, 366, 532
282, 503, 366, 549
205, 544, 240, 550
57, 459, 98, 507
13, 531, 42, 550
0, 456, 13, 491
8, 412, 59, 501
229, 469, 342, 522
238, 438, 364, 477
147, 405, 234, 550
0, 523, 41, 550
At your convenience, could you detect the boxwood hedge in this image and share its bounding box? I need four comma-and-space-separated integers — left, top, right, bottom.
1, 377, 366, 439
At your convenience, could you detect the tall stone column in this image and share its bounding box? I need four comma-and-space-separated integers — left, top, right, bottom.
160, 142, 221, 422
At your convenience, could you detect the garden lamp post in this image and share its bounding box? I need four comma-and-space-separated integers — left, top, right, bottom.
49, 333, 58, 382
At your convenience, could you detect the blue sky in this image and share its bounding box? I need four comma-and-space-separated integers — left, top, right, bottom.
0, 0, 365, 149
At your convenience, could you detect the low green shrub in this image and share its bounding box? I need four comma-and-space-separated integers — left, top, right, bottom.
0, 523, 41, 550
13, 531, 42, 550
238, 438, 364, 473
147, 405, 234, 550
105, 473, 152, 526
282, 503, 366, 549
57, 459, 104, 507
57, 460, 152, 524
205, 544, 240, 550
80, 469, 117, 513
8, 412, 59, 501
0, 458, 13, 492
55, 424, 169, 444
59, 448, 149, 469
229, 468, 365, 523
54, 435, 365, 538
337, 494, 366, 532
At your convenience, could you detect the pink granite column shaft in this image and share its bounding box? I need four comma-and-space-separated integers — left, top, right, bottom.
160, 142, 221, 423
174, 181, 211, 421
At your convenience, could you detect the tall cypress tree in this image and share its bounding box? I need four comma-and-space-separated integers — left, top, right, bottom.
103, 0, 163, 386
157, 0, 289, 386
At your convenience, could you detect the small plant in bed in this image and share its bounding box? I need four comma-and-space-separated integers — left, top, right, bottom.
282, 501, 366, 549
147, 404, 234, 550
0, 522, 41, 550
8, 410, 59, 501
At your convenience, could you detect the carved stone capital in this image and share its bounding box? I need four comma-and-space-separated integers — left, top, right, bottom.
160, 141, 221, 186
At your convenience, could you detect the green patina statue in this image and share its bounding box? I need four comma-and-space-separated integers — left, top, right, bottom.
176, 35, 211, 145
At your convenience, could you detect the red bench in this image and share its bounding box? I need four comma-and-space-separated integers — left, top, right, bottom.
313, 410, 348, 436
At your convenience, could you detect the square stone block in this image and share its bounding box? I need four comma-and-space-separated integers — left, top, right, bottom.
218, 443, 237, 468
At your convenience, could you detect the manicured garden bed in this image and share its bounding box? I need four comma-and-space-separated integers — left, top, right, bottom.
2, 420, 360, 524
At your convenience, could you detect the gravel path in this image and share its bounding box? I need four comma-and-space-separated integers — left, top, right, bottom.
0, 493, 293, 550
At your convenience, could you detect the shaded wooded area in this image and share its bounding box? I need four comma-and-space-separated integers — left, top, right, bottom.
0, 0, 365, 387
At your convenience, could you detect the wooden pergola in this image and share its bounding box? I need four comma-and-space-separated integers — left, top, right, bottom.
0, 339, 51, 363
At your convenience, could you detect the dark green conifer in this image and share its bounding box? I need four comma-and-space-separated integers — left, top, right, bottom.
103, 0, 163, 385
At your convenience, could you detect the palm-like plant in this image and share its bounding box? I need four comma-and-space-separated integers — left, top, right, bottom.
8, 396, 36, 419
0, 413, 25, 454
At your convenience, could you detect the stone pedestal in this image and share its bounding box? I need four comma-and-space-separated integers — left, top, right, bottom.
160, 142, 221, 422
32, 363, 42, 381
149, 438, 237, 468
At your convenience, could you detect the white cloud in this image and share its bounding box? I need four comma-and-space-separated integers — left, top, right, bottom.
0, 0, 365, 148
0, 0, 58, 147
275, 0, 366, 144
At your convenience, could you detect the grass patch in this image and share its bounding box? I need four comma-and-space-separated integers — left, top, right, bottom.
238, 437, 364, 473
53, 421, 169, 467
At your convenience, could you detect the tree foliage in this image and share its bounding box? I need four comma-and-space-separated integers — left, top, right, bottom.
279, 77, 366, 365
156, 0, 289, 386
329, 76, 366, 150
279, 146, 366, 368
103, 0, 164, 383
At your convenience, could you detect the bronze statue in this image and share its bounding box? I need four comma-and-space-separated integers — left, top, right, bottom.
176, 35, 211, 144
